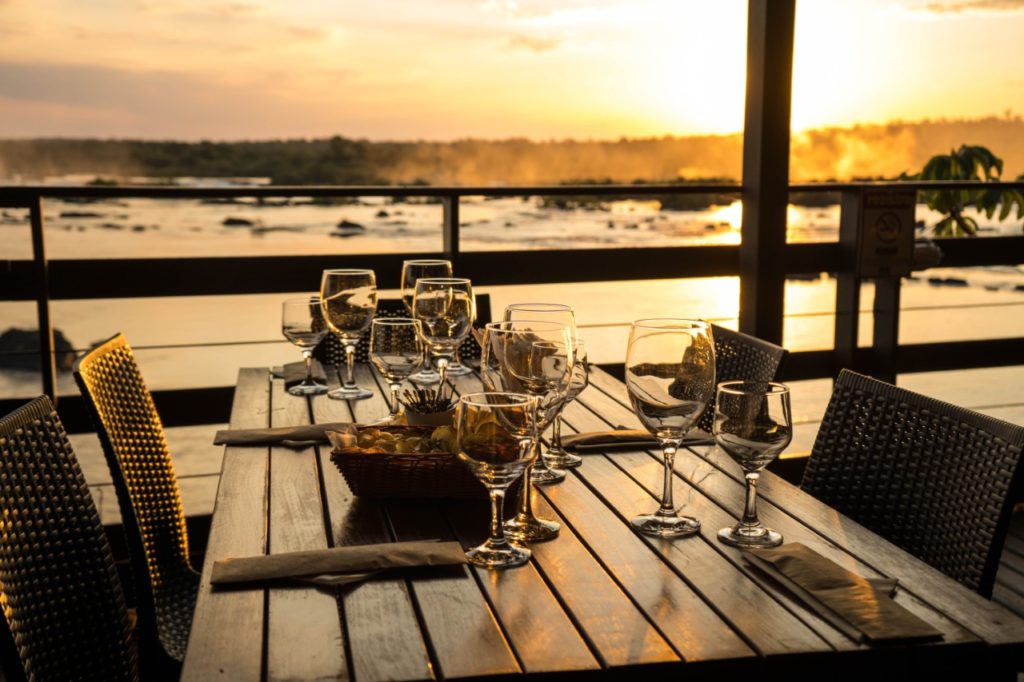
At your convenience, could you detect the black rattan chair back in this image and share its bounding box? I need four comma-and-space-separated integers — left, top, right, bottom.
0, 396, 138, 681
801, 369, 1024, 597
73, 335, 199, 670
696, 324, 788, 434
315, 292, 492, 366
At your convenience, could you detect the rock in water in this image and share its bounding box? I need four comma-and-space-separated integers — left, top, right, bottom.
223, 216, 255, 226
0, 328, 77, 371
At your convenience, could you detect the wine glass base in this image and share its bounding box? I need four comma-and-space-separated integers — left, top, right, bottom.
631, 513, 701, 539
408, 369, 441, 385
327, 386, 373, 400
542, 450, 583, 470
530, 466, 566, 485
504, 514, 560, 542
466, 541, 531, 569
444, 362, 472, 376
287, 382, 328, 396
717, 525, 783, 548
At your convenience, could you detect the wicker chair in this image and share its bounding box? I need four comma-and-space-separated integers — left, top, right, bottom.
695, 324, 788, 434
801, 369, 1024, 597
315, 292, 492, 367
0, 396, 138, 681
72, 335, 199, 673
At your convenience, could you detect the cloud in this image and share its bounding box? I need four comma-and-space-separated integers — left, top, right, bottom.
505, 34, 561, 52
917, 0, 1024, 13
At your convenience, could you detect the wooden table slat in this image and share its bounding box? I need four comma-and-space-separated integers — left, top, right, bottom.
583, 368, 1017, 644
266, 379, 349, 681
181, 367, 270, 681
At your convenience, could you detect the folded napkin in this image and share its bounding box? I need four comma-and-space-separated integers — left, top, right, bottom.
560, 428, 715, 452
213, 422, 354, 446
211, 540, 467, 588
272, 360, 328, 388
743, 543, 943, 643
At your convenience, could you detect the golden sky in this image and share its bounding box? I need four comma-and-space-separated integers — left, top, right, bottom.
0, 0, 1022, 140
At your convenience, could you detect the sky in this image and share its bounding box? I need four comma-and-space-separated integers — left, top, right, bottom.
1, 0, 1023, 141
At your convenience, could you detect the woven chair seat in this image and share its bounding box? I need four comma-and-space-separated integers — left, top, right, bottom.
73, 335, 200, 675
696, 324, 788, 434
0, 396, 139, 681
801, 369, 1024, 597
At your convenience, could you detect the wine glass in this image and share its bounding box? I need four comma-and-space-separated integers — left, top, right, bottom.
456, 392, 537, 569
504, 303, 582, 471
320, 269, 378, 400
481, 320, 573, 542
444, 290, 479, 378
412, 277, 473, 387
281, 295, 329, 396
401, 259, 452, 385
715, 381, 792, 548
625, 319, 715, 538
369, 318, 425, 420
545, 340, 589, 469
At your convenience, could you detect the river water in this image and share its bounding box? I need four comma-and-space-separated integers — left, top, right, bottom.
2, 193, 1023, 428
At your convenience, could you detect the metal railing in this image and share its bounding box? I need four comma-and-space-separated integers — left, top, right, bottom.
2, 181, 1023, 431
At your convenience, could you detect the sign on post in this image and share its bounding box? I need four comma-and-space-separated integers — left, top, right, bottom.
856, 189, 916, 278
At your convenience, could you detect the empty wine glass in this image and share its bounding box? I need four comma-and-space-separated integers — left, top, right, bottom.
715, 381, 792, 548
369, 318, 425, 420
545, 340, 589, 469
413, 277, 473, 387
456, 392, 537, 569
444, 291, 479, 378
481, 320, 573, 542
402, 260, 452, 385
626, 319, 715, 538
320, 268, 378, 400
281, 295, 329, 396
504, 303, 582, 472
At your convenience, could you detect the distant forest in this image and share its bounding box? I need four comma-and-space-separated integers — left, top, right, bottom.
2, 115, 1023, 185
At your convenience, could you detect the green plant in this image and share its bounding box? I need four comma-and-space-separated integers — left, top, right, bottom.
912, 145, 1024, 236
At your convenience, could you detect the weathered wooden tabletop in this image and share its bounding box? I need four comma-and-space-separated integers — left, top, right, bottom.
181, 365, 1024, 680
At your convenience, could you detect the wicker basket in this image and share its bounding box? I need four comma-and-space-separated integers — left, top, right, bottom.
329, 425, 521, 500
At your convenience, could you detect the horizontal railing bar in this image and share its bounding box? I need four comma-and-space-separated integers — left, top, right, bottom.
930, 236, 1024, 267
2, 179, 1023, 202
3, 244, 849, 300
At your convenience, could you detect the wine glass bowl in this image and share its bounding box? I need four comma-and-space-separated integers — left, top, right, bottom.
413, 277, 474, 386
625, 319, 715, 539
281, 296, 329, 396
369, 318, 425, 420
715, 381, 792, 548
456, 392, 537, 569
320, 269, 378, 400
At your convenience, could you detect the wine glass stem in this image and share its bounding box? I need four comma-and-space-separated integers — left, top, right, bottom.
437, 357, 449, 386
388, 382, 401, 416
343, 343, 357, 388
551, 411, 564, 450
659, 443, 677, 516
742, 472, 760, 527
488, 488, 508, 547
518, 440, 539, 516
302, 349, 314, 385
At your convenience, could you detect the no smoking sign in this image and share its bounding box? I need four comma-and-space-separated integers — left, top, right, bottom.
857, 190, 916, 277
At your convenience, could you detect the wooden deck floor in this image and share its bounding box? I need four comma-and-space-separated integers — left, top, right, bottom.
995, 512, 1024, 618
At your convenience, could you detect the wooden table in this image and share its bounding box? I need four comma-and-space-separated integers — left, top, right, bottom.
182, 364, 1024, 680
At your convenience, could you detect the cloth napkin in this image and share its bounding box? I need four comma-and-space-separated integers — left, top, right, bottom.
560, 428, 715, 452
211, 540, 467, 588
272, 360, 328, 388
742, 543, 943, 643
213, 422, 354, 446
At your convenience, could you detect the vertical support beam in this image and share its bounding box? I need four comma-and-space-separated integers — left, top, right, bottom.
441, 195, 461, 271
834, 190, 862, 375
738, 0, 796, 345
29, 196, 58, 402
871, 277, 901, 384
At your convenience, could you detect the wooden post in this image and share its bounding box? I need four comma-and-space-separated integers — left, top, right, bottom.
29, 196, 58, 402
834, 190, 863, 375
871, 277, 901, 383
442, 195, 460, 271
739, 0, 796, 345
